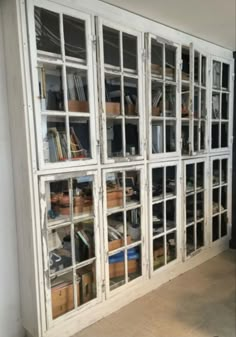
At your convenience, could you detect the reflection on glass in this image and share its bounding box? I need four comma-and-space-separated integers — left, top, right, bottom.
35, 7, 61, 54
123, 33, 137, 71
197, 192, 204, 220
152, 121, 164, 153
166, 199, 176, 230
221, 93, 229, 120
51, 272, 74, 319
109, 251, 125, 290
153, 203, 164, 235
105, 75, 121, 116
212, 93, 220, 119
74, 220, 95, 263
165, 45, 176, 81
201, 89, 206, 118
222, 159, 228, 183
48, 226, 72, 274
194, 88, 199, 118
213, 61, 221, 89
166, 166, 176, 196
197, 162, 204, 189
125, 171, 140, 205
152, 167, 164, 199
166, 121, 176, 152
221, 186, 227, 210
182, 85, 190, 117
182, 47, 190, 81
186, 164, 194, 192
69, 117, 91, 159
212, 123, 219, 149
153, 236, 164, 270
108, 212, 125, 250
221, 123, 228, 148
151, 39, 163, 78
125, 120, 139, 156
197, 221, 204, 248
186, 195, 194, 224
201, 56, 206, 86
213, 160, 220, 186
182, 123, 189, 155
103, 26, 120, 67
128, 245, 141, 282
73, 176, 93, 217
222, 63, 229, 90
67, 68, 89, 112
167, 232, 176, 263
212, 215, 219, 241
63, 15, 86, 61
107, 119, 123, 158
127, 208, 141, 243
47, 179, 69, 223
38, 63, 64, 111
106, 172, 123, 209
186, 225, 194, 255
221, 213, 227, 237
212, 188, 220, 214
124, 77, 138, 116
200, 122, 205, 150
194, 52, 200, 84
165, 85, 176, 117
152, 81, 163, 116
194, 122, 198, 152
76, 263, 96, 305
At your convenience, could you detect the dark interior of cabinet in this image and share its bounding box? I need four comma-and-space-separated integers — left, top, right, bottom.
182, 47, 190, 80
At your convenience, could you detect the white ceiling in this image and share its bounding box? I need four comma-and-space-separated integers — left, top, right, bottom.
100, 0, 236, 51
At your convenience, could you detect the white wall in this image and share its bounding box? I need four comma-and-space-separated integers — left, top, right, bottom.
0, 6, 24, 337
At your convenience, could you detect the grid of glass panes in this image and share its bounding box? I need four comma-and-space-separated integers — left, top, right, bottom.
44, 174, 97, 319
105, 168, 142, 291
34, 7, 94, 165
151, 165, 177, 270
211, 158, 228, 241
102, 25, 141, 159
185, 162, 205, 256
211, 60, 230, 149
150, 38, 177, 154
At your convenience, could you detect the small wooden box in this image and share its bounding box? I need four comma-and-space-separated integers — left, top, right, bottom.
108, 235, 132, 251
51, 283, 80, 319
68, 100, 89, 112
125, 104, 137, 115
151, 63, 162, 76
107, 188, 123, 208
109, 259, 138, 278
80, 271, 93, 304
106, 102, 121, 115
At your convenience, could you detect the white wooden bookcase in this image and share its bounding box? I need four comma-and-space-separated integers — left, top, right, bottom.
1, 0, 234, 336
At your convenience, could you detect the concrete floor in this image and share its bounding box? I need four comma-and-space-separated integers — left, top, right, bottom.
74, 250, 236, 337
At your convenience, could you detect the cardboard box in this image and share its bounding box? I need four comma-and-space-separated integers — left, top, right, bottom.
106, 102, 121, 115
109, 259, 138, 278
107, 188, 123, 208
80, 271, 93, 304
51, 283, 80, 319
125, 104, 137, 115
68, 100, 89, 112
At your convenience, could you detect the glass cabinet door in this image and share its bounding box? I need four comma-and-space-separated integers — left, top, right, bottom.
211, 59, 230, 150
150, 163, 179, 271
97, 19, 143, 162
184, 160, 206, 257
146, 34, 178, 157
211, 157, 229, 241
32, 6, 97, 168
181, 45, 207, 155
103, 167, 144, 293
40, 172, 100, 323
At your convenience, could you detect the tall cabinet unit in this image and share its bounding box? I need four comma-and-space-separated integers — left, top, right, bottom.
3, 0, 234, 336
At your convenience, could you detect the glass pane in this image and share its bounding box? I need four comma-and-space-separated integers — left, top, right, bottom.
194, 122, 199, 152
153, 236, 165, 270
201, 56, 206, 86
182, 122, 189, 155
105, 74, 121, 116
125, 171, 140, 205
212, 215, 219, 241
197, 221, 204, 249
221, 213, 227, 237
186, 225, 194, 255
165, 85, 176, 117
196, 192, 204, 220
108, 212, 124, 250
51, 272, 74, 319
213, 160, 220, 186
38, 64, 64, 111
194, 88, 200, 119
167, 232, 176, 263
152, 121, 164, 153
165, 45, 176, 81
200, 122, 205, 150
43, 116, 67, 163
124, 77, 138, 116
212, 123, 219, 149
49, 225, 72, 274
221, 186, 227, 210
63, 15, 86, 61
213, 61, 221, 89
67, 68, 89, 112
123, 33, 137, 71
201, 89, 206, 118
106, 172, 123, 210
35, 7, 61, 54
47, 179, 69, 223
107, 119, 123, 158
152, 167, 164, 200
213, 188, 220, 214
222, 63, 229, 90
166, 199, 176, 230
127, 208, 141, 243
182, 47, 190, 81
76, 263, 96, 305
182, 85, 190, 118
125, 120, 139, 156
221, 123, 228, 148
74, 220, 95, 263
194, 51, 200, 84
128, 245, 141, 282
221, 93, 229, 120
109, 251, 125, 290
186, 195, 194, 224
153, 202, 164, 235
186, 164, 194, 193
212, 92, 220, 119
151, 39, 163, 78
152, 81, 163, 117
166, 166, 176, 197
197, 162, 204, 189
103, 26, 120, 67
69, 117, 91, 159
221, 159, 228, 184
166, 120, 176, 152
73, 176, 93, 218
